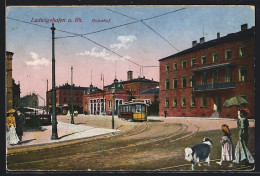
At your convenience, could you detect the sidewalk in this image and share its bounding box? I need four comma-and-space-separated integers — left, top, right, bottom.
7, 121, 120, 149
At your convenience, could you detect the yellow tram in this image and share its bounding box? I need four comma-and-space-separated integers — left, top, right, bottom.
118, 100, 148, 121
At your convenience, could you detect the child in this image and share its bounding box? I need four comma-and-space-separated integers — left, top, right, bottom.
216, 124, 233, 166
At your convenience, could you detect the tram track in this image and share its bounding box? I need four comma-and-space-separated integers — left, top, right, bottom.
7, 120, 150, 157
7, 121, 199, 169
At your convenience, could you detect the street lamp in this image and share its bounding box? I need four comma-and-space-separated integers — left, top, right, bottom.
51, 23, 58, 140
111, 87, 115, 129
70, 66, 74, 124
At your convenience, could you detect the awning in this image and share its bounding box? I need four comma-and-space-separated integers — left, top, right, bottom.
192, 63, 236, 72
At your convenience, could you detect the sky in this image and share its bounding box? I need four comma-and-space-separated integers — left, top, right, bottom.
6, 6, 255, 106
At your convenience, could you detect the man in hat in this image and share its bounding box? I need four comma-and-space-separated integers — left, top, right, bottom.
15, 109, 26, 144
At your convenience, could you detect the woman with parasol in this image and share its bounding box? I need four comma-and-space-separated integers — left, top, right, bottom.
233, 108, 254, 164
223, 96, 254, 164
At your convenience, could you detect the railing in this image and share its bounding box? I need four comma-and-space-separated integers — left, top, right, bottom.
194, 82, 236, 91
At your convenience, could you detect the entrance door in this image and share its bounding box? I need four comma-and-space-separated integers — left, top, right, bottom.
215, 96, 221, 112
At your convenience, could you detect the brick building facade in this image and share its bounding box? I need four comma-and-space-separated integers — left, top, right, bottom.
159, 24, 255, 119
46, 83, 91, 112
6, 51, 21, 111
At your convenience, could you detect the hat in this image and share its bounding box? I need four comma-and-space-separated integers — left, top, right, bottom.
240, 108, 250, 116
7, 109, 15, 114
222, 124, 230, 135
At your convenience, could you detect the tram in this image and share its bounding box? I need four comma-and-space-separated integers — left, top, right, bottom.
118, 100, 148, 121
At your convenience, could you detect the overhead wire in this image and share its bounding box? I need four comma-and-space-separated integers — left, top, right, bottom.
106, 7, 186, 52
7, 16, 143, 68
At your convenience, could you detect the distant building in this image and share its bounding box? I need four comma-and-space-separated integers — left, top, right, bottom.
158, 24, 255, 119
21, 93, 39, 108
6, 51, 21, 110
46, 83, 92, 112
139, 86, 159, 104
83, 71, 159, 115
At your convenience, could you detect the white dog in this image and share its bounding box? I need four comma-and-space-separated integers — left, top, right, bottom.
185, 138, 213, 170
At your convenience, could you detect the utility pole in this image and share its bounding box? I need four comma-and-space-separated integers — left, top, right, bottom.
71, 66, 74, 124
51, 23, 58, 140
46, 79, 48, 114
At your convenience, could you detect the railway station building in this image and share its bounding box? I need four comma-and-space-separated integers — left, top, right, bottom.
83, 71, 159, 115
158, 24, 255, 119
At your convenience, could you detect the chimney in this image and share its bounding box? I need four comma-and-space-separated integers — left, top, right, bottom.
127, 70, 133, 81
200, 37, 205, 44
192, 40, 197, 47
217, 32, 220, 39
241, 24, 248, 31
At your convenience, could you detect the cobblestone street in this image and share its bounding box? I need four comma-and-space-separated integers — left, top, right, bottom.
7, 115, 255, 171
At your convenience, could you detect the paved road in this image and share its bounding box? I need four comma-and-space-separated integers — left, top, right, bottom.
7, 115, 255, 171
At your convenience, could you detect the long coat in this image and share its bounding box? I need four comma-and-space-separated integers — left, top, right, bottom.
15, 113, 26, 136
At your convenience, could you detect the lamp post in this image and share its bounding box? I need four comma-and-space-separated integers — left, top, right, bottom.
51, 23, 58, 140
111, 88, 115, 129
70, 66, 74, 124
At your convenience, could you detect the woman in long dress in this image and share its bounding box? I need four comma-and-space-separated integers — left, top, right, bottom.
216, 124, 233, 166
6, 109, 20, 145
233, 109, 254, 164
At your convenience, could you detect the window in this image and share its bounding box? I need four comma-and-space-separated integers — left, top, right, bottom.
182, 97, 186, 107
182, 60, 186, 69
64, 97, 66, 102
191, 95, 195, 107
225, 67, 232, 82
191, 58, 196, 67
201, 55, 206, 65
239, 67, 247, 82
213, 53, 218, 63
239, 46, 246, 57
165, 64, 169, 72
201, 94, 206, 107
173, 78, 178, 89
173, 63, 177, 71
190, 75, 196, 87
182, 76, 187, 88
173, 97, 177, 107
225, 50, 232, 60
202, 71, 207, 85
165, 98, 169, 108
165, 79, 170, 90
212, 69, 219, 84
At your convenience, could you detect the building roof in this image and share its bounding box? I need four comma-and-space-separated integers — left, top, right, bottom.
159, 26, 255, 62
55, 83, 89, 90
105, 79, 124, 90
120, 77, 159, 84
140, 87, 159, 95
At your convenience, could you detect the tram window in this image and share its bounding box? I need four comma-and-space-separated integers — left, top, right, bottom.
142, 105, 145, 112
126, 106, 128, 112
129, 106, 132, 112
132, 106, 135, 112
136, 105, 141, 112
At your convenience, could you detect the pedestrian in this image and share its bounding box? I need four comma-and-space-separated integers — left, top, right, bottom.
216, 124, 233, 166
233, 109, 254, 164
15, 109, 26, 144
6, 109, 20, 145
164, 108, 167, 118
